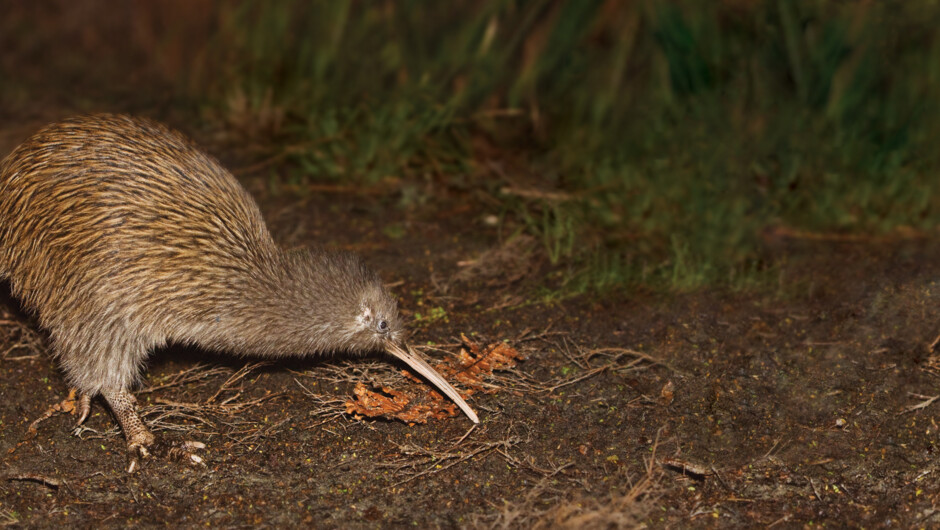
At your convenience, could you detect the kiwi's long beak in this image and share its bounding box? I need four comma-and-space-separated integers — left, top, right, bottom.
385, 341, 480, 424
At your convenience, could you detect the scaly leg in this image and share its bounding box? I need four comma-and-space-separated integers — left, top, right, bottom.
27, 388, 93, 436
101, 387, 205, 473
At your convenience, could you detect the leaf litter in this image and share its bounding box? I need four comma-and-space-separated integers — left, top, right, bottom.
345, 334, 524, 423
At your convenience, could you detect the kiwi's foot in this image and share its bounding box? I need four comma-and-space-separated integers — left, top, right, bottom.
126, 433, 206, 474
99, 387, 206, 473
27, 388, 92, 437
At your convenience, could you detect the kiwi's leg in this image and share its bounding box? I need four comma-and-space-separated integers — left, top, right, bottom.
101, 387, 205, 473
27, 388, 92, 436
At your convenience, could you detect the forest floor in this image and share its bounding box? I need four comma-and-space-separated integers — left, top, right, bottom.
2, 109, 940, 527
3, 3, 940, 526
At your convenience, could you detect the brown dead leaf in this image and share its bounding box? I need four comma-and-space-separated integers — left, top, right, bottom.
345, 382, 457, 424
403, 334, 524, 394
346, 335, 523, 424
660, 381, 675, 405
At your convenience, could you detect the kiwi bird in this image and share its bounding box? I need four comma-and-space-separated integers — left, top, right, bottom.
0, 114, 478, 472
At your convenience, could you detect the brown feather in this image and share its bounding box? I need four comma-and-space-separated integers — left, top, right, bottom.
0, 114, 403, 395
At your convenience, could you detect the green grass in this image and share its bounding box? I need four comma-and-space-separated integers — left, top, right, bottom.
194, 1, 940, 293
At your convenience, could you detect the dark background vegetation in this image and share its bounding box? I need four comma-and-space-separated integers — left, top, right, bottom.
4, 1, 940, 527
7, 1, 939, 293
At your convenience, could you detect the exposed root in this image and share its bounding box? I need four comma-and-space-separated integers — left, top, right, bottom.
138, 363, 232, 395
377, 424, 529, 486
475, 429, 665, 529
3, 472, 69, 492
538, 343, 666, 394
292, 378, 349, 428
902, 393, 940, 414
75, 363, 284, 448
153, 362, 280, 416
0, 310, 45, 361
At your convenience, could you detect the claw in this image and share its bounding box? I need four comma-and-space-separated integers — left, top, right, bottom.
127, 453, 141, 474
180, 441, 207, 451
127, 447, 144, 473
27, 388, 91, 437
101, 388, 206, 472
75, 393, 92, 426
157, 440, 208, 468
125, 437, 207, 473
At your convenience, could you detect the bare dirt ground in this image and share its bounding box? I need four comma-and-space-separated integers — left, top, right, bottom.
4, 4, 940, 528
2, 157, 940, 528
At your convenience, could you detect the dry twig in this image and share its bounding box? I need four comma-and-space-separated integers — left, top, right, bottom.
902, 393, 940, 414
4, 473, 67, 491
378, 425, 528, 486
139, 364, 232, 394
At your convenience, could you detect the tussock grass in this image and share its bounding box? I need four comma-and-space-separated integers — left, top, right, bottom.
195, 1, 940, 292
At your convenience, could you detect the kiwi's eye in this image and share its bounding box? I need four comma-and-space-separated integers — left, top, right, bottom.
378, 320, 389, 332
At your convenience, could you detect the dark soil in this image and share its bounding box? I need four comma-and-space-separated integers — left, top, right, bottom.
3, 4, 940, 528
2, 165, 940, 528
